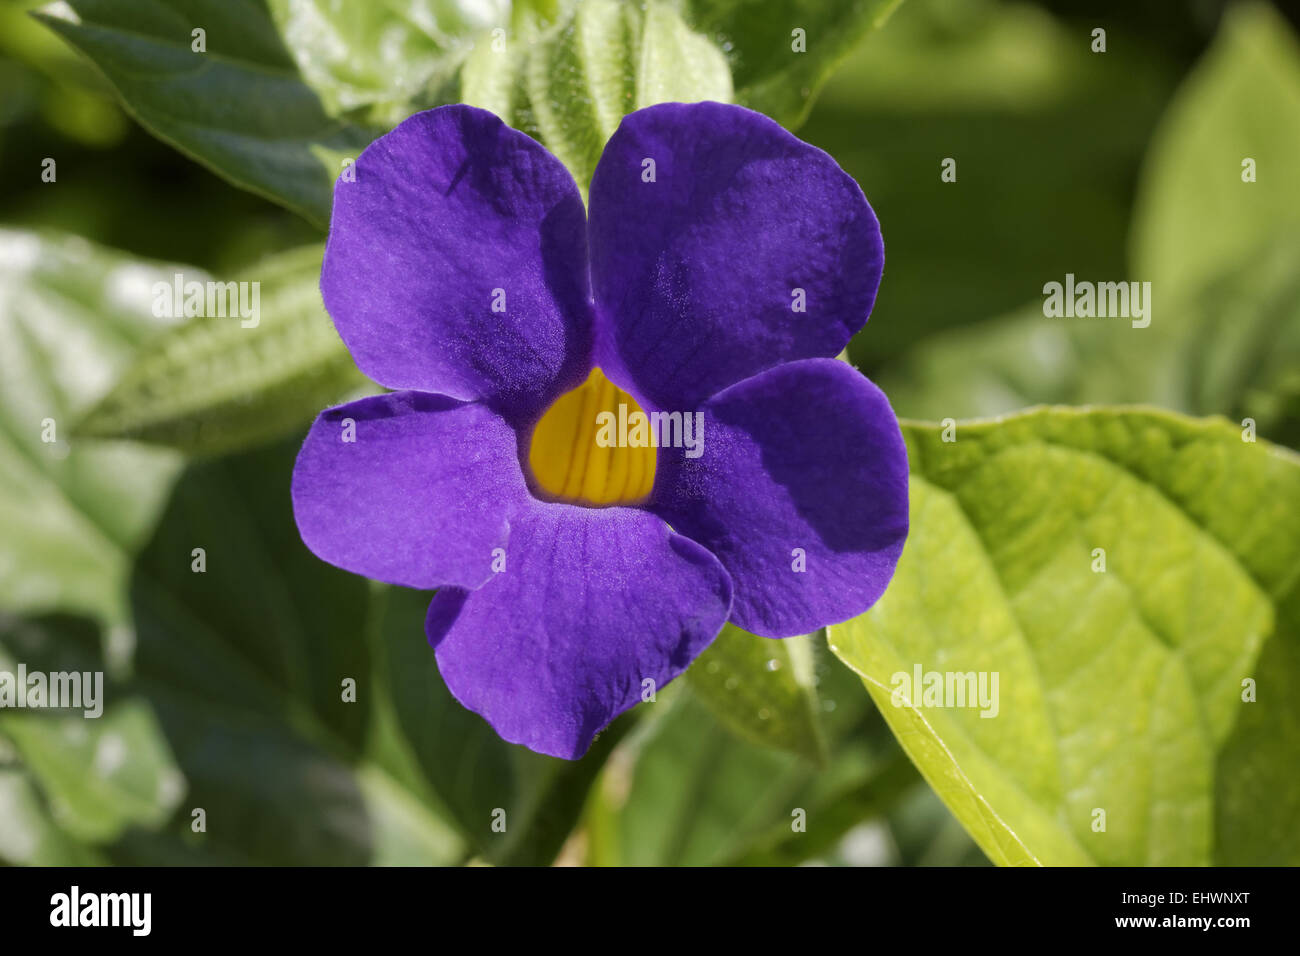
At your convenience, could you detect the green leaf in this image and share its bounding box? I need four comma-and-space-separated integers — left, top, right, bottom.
590, 691, 806, 866
32, 0, 732, 222
886, 782, 989, 867
0, 0, 128, 147
682, 0, 902, 128
0, 613, 184, 851
875, 300, 1186, 424
584, 651, 907, 866
1130, 2, 1300, 444
2, 699, 182, 844
264, 0, 492, 127
464, 0, 732, 193
76, 245, 371, 457
1130, 2, 1300, 309
0, 766, 103, 865
687, 623, 828, 762
0, 229, 181, 627
35, 0, 376, 228
830, 407, 1300, 865
726, 744, 920, 865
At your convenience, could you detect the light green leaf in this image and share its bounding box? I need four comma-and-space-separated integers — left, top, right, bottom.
589, 691, 810, 866
830, 407, 1300, 865
265, 0, 496, 127
875, 300, 1186, 424
0, 0, 128, 147
353, 762, 468, 866
682, 0, 902, 127
1131, 2, 1300, 308
76, 245, 371, 457
726, 744, 920, 866
0, 766, 103, 865
687, 623, 828, 762
2, 699, 182, 844
0, 613, 184, 851
465, 0, 732, 193
0, 229, 181, 627
1129, 2, 1300, 444
35, 0, 376, 228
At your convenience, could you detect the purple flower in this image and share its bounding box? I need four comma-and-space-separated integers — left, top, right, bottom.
292, 101, 909, 759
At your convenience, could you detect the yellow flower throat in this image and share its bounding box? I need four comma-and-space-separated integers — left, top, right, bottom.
528, 368, 657, 506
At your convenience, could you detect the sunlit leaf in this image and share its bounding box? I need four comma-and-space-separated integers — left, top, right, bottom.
832, 408, 1300, 865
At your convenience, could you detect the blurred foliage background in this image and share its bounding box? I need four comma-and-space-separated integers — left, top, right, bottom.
1, 0, 1297, 866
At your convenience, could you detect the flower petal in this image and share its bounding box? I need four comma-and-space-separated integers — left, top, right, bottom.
292, 391, 529, 590
323, 105, 593, 421
650, 358, 908, 637
426, 503, 733, 759
588, 101, 883, 411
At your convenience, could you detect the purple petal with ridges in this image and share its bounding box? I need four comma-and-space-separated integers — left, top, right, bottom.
650, 358, 908, 637
292, 391, 529, 590
588, 101, 883, 411
322, 104, 593, 422
426, 503, 733, 759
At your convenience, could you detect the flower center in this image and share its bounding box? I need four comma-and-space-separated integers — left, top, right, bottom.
527, 368, 656, 506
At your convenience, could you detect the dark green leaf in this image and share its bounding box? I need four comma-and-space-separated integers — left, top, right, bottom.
374, 584, 628, 866
36, 0, 376, 227
875, 4, 1300, 442
683, 0, 902, 128
585, 652, 904, 866
38, 0, 899, 225
800, 0, 1177, 367
120, 438, 463, 865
